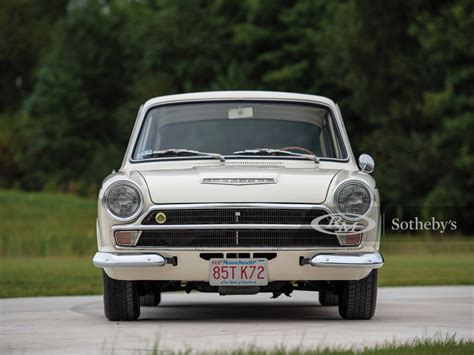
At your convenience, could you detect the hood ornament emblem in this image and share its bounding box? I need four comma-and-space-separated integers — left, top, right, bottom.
201, 178, 276, 185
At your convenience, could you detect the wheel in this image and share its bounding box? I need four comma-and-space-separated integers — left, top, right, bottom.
319, 291, 339, 306
140, 291, 161, 307
338, 269, 378, 320
103, 271, 140, 321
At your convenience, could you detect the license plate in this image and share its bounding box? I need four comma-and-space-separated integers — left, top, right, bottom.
209, 258, 268, 286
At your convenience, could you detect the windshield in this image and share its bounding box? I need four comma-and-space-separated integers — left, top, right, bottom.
132, 101, 347, 161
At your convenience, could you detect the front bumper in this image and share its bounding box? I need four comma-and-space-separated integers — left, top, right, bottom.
93, 252, 166, 268
310, 252, 384, 268
93, 251, 383, 281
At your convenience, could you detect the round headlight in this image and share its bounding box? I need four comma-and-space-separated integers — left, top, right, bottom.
104, 182, 143, 220
334, 181, 372, 218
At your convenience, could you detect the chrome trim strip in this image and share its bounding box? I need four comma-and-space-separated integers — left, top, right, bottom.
201, 177, 277, 185
310, 252, 384, 268
93, 252, 166, 268
113, 245, 361, 251
146, 203, 331, 210
112, 223, 364, 231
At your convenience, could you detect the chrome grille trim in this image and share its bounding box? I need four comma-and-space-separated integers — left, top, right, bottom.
140, 203, 331, 212
113, 224, 363, 231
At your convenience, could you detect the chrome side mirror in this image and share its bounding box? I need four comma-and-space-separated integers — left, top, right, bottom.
358, 154, 375, 174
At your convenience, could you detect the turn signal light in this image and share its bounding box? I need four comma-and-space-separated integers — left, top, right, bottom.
114, 231, 141, 247
337, 233, 362, 246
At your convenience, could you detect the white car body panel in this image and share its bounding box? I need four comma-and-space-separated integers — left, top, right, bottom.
140, 165, 338, 204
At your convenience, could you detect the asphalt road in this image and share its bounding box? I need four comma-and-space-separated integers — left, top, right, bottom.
1, 286, 472, 354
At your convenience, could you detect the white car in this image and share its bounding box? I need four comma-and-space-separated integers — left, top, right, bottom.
93, 91, 383, 321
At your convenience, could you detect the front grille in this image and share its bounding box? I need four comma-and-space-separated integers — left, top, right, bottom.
142, 208, 328, 225
122, 207, 340, 248
135, 229, 339, 247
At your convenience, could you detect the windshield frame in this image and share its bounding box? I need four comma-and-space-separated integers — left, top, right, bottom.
129, 99, 350, 164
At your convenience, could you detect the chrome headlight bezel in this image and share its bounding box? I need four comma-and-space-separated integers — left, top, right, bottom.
102, 180, 144, 222
333, 180, 374, 221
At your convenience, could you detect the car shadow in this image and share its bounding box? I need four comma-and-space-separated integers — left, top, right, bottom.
139, 301, 341, 322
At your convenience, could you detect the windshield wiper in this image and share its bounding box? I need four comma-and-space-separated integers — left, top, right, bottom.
232, 148, 319, 163
141, 149, 225, 162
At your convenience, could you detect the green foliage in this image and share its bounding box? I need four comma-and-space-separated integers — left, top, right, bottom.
18, 1, 132, 191
0, 0, 473, 231
0, 113, 21, 188
411, 0, 474, 232
0, 0, 67, 111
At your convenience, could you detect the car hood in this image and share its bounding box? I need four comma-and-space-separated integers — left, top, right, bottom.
139, 165, 339, 204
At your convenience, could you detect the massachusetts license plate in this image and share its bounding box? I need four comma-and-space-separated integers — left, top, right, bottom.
209, 258, 268, 286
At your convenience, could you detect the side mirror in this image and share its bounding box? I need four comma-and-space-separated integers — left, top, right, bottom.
358, 154, 375, 174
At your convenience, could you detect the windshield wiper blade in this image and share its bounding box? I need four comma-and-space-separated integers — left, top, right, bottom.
232, 148, 319, 163
141, 149, 225, 162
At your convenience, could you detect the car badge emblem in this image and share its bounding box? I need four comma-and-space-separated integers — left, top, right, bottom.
201, 178, 276, 185
155, 212, 167, 224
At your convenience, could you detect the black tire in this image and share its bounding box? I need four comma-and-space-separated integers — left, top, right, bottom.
319, 291, 339, 306
140, 292, 161, 307
338, 269, 378, 320
103, 271, 140, 321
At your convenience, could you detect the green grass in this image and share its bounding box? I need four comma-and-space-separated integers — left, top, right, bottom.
0, 189, 473, 298
0, 256, 102, 298
379, 236, 474, 286
143, 336, 473, 354
0, 189, 96, 256
380, 253, 474, 286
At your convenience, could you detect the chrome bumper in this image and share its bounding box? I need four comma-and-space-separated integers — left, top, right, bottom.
93, 252, 166, 268
310, 252, 384, 268
93, 251, 383, 269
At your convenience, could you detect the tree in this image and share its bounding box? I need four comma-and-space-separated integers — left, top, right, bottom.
19, 1, 130, 192
412, 0, 474, 231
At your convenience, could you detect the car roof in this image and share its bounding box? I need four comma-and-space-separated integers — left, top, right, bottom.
143, 91, 336, 109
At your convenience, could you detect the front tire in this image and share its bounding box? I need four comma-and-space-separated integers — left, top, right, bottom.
103, 271, 140, 321
338, 269, 378, 320
319, 291, 339, 306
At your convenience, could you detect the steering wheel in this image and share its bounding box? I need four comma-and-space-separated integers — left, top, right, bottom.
280, 146, 315, 155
